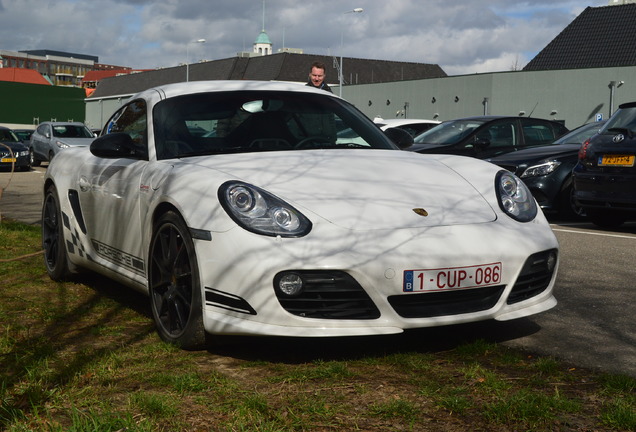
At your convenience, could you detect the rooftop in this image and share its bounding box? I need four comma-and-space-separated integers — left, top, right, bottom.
524, 4, 636, 71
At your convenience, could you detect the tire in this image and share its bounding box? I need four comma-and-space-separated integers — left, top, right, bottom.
149, 211, 205, 349
558, 180, 585, 220
587, 209, 627, 229
42, 184, 72, 280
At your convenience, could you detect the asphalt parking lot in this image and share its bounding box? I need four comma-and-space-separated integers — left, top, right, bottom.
0, 166, 634, 377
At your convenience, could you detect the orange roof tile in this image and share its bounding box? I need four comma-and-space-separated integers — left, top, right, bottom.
0, 68, 51, 85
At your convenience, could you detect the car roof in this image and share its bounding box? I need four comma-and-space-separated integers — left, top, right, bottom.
374, 118, 439, 126
41, 121, 88, 126
135, 80, 336, 101
450, 115, 557, 122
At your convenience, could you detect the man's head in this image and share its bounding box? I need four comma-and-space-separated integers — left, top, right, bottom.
309, 61, 327, 87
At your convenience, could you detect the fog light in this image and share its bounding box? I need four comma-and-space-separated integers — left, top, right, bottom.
278, 273, 304, 297
546, 251, 557, 272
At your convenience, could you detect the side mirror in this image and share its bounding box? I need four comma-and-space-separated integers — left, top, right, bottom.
90, 133, 141, 159
384, 127, 414, 149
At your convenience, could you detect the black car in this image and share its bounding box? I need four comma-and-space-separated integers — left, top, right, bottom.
573, 102, 636, 227
410, 116, 569, 159
0, 126, 31, 171
488, 121, 606, 219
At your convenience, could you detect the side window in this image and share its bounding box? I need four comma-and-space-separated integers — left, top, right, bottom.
105, 100, 148, 159
521, 119, 558, 147
36, 124, 48, 136
483, 120, 516, 148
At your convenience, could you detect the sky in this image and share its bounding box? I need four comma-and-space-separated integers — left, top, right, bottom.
0, 0, 610, 76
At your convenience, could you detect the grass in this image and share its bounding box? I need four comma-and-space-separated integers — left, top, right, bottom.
0, 219, 635, 431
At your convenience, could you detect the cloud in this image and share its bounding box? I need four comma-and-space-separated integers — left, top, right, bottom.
0, 0, 609, 75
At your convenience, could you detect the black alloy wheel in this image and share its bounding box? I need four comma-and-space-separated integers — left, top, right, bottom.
559, 181, 586, 220
149, 211, 205, 349
42, 184, 71, 280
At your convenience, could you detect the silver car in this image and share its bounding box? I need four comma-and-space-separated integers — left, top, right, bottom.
30, 122, 95, 166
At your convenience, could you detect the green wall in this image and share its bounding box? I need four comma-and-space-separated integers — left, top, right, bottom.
0, 82, 86, 125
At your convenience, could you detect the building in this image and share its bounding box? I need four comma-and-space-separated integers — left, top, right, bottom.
0, 49, 129, 87
0, 50, 134, 128
0, 68, 51, 86
85, 52, 447, 130
345, 3, 636, 128
524, 3, 636, 71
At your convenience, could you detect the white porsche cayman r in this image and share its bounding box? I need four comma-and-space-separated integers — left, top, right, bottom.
42, 81, 558, 349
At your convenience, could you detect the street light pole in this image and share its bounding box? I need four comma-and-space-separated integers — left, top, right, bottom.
339, 8, 363, 98
608, 80, 624, 117
186, 39, 206, 82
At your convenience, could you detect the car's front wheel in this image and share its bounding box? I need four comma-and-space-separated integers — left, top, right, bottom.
559, 180, 586, 220
149, 211, 205, 349
42, 184, 71, 280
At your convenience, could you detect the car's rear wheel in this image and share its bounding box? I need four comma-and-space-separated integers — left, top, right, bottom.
42, 184, 71, 280
588, 208, 628, 228
149, 211, 205, 349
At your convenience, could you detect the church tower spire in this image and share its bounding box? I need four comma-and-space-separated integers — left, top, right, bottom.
253, 0, 272, 55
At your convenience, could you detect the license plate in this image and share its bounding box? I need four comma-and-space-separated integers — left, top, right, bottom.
404, 262, 502, 292
0, 158, 17, 163
598, 155, 635, 167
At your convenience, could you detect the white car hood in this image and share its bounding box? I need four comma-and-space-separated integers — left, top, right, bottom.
185, 150, 497, 231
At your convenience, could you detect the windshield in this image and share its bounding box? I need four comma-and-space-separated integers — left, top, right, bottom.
602, 105, 636, 134
52, 125, 94, 138
552, 121, 605, 145
0, 129, 19, 142
413, 119, 486, 145
152, 91, 397, 159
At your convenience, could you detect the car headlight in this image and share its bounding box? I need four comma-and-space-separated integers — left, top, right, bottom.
19, 150, 29, 157
219, 181, 312, 237
520, 161, 561, 178
495, 170, 537, 222
55, 140, 70, 149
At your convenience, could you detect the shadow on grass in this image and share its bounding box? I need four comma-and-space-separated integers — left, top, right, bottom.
0, 273, 156, 426
206, 318, 542, 364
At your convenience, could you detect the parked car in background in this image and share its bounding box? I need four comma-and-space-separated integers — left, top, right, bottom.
574, 102, 636, 227
12, 129, 34, 144
410, 116, 569, 159
0, 126, 31, 171
488, 121, 606, 219
30, 122, 96, 166
373, 118, 440, 136
42, 80, 559, 349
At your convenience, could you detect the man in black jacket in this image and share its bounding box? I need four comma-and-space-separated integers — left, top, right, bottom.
306, 61, 333, 93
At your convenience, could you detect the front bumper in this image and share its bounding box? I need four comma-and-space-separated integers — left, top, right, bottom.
0, 152, 30, 169
194, 216, 559, 337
